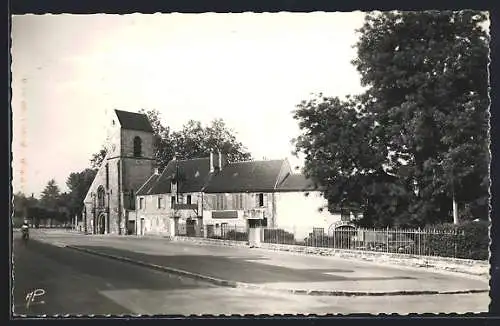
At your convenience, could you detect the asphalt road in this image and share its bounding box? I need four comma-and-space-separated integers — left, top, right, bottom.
12, 233, 216, 316
11, 231, 490, 315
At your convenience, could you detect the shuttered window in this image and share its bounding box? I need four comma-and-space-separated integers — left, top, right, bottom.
216, 194, 224, 210
257, 193, 265, 207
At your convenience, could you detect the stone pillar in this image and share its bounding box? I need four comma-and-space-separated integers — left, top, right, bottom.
169, 217, 177, 237
248, 225, 262, 248
196, 217, 203, 237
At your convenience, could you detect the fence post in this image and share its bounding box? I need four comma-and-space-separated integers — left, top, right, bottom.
386, 226, 389, 253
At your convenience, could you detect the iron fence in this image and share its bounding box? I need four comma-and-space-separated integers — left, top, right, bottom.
262, 226, 466, 258
205, 224, 248, 242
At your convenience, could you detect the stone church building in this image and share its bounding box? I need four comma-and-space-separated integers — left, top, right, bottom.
83, 110, 156, 234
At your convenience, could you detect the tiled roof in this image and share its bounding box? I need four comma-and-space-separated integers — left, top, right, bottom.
203, 160, 286, 193
276, 173, 323, 192
115, 110, 154, 132
137, 158, 211, 195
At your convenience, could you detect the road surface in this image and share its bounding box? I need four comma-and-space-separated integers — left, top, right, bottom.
11, 231, 490, 315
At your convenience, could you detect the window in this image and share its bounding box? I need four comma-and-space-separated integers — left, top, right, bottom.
178, 194, 184, 204
257, 193, 264, 207
216, 194, 224, 210
187, 195, 192, 205
171, 196, 176, 208
97, 186, 105, 207
105, 164, 109, 189
158, 197, 164, 209
233, 194, 243, 210
133, 136, 142, 157
139, 197, 144, 209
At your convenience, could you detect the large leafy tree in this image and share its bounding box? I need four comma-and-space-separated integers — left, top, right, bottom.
90, 109, 251, 171
294, 11, 489, 227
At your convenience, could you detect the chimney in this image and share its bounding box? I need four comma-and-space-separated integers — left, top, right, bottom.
209, 151, 214, 173
218, 150, 222, 171
219, 151, 228, 170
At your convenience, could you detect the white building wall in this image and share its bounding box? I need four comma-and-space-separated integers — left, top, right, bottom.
135, 194, 171, 236
274, 191, 341, 241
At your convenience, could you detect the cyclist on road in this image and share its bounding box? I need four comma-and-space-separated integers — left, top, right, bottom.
21, 220, 30, 240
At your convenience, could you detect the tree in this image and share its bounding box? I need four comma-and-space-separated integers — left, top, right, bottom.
90, 146, 107, 169
40, 179, 61, 211
138, 109, 176, 170
171, 119, 252, 162
13, 192, 28, 218
66, 168, 97, 220
89, 110, 252, 171
293, 11, 490, 227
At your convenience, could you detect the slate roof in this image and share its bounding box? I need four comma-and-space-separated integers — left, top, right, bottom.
202, 160, 286, 193
115, 110, 154, 132
276, 173, 324, 192
135, 173, 161, 196
136, 157, 322, 196
136, 158, 211, 195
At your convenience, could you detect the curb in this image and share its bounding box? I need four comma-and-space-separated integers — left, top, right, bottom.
66, 245, 489, 297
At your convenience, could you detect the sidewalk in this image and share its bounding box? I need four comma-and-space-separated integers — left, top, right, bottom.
32, 231, 489, 296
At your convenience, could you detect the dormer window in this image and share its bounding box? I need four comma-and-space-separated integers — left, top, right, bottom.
133, 136, 142, 157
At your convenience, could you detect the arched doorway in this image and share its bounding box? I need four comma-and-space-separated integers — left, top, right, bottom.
97, 213, 106, 234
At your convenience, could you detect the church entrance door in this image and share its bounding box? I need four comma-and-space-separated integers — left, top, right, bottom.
97, 213, 106, 234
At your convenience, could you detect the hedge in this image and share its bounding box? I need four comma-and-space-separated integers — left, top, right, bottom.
423, 221, 489, 260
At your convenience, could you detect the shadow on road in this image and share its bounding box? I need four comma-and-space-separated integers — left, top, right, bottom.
74, 245, 416, 284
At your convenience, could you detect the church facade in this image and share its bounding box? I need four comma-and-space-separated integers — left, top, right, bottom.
82, 110, 156, 234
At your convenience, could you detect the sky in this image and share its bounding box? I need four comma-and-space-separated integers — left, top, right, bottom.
11, 12, 367, 198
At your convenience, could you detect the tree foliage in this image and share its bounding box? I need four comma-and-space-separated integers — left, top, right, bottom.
293, 11, 490, 227
89, 109, 251, 171
66, 168, 97, 219
40, 179, 61, 211
171, 118, 251, 163
90, 147, 107, 170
